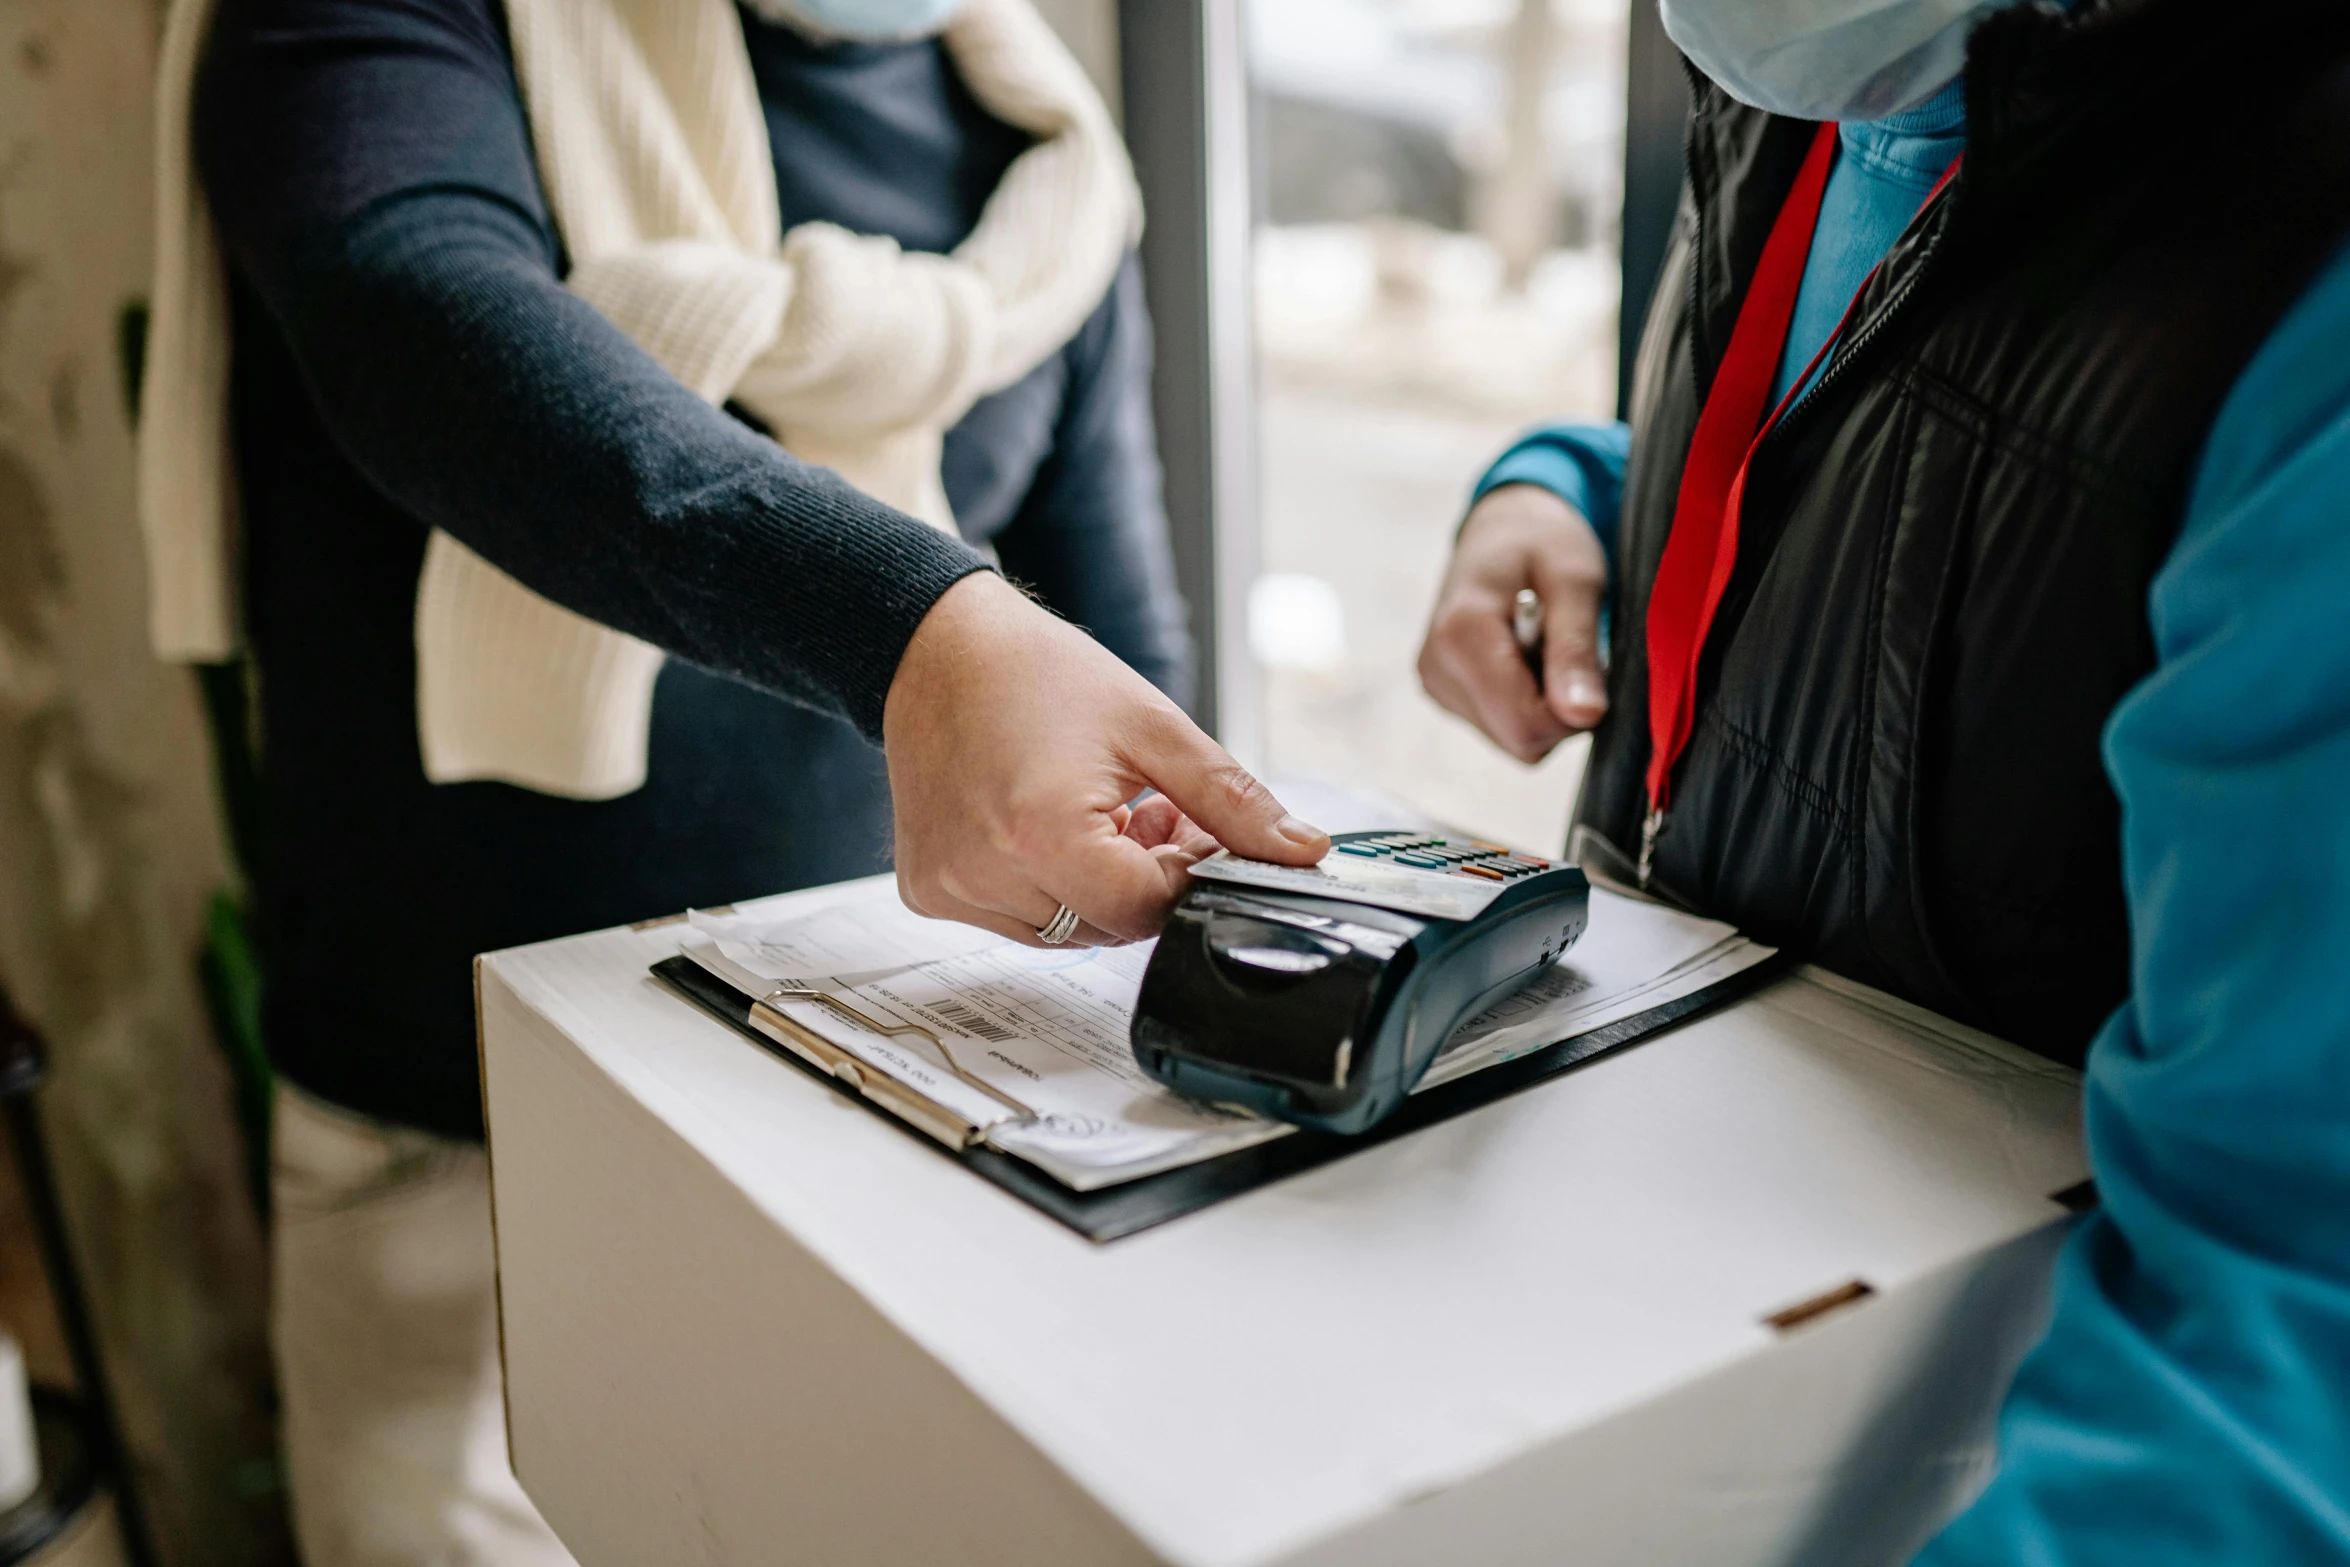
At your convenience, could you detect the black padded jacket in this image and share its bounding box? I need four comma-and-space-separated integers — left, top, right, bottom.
1575, 0, 2350, 1061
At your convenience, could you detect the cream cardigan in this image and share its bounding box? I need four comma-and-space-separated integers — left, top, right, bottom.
142, 0, 1138, 797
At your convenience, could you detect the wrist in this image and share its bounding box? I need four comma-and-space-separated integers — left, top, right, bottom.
1461, 482, 1590, 547
886, 570, 1013, 735
1470, 429, 1619, 535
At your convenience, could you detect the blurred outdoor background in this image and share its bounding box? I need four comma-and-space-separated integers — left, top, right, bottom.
1244, 0, 1628, 855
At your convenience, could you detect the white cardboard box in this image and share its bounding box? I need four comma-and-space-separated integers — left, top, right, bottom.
479, 880, 2086, 1567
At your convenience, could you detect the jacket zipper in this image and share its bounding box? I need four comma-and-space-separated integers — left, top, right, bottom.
1641, 139, 1962, 889
1755, 177, 1964, 458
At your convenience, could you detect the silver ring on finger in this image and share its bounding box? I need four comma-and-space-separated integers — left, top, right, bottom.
1037, 904, 1081, 945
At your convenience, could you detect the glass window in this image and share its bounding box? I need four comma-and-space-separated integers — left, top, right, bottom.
1243, 0, 1629, 853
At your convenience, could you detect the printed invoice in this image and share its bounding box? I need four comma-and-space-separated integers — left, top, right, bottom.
679, 879, 1776, 1192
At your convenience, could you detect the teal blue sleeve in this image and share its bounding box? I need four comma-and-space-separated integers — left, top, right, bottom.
1472, 422, 1632, 562
1915, 242, 2350, 1564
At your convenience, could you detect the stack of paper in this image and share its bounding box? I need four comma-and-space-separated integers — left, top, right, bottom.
679, 877, 1774, 1193
1421, 898, 1770, 1089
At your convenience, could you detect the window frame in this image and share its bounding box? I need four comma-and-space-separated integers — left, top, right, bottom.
1118, 0, 1262, 763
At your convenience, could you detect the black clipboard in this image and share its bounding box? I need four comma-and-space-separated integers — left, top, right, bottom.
650, 950, 1792, 1243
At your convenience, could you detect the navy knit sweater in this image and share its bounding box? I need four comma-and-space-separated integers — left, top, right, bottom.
196, 0, 1188, 1138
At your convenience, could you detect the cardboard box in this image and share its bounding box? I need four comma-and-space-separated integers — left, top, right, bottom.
479, 879, 2086, 1566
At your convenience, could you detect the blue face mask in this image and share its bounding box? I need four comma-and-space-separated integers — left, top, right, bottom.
1660, 0, 2014, 122
747, 0, 971, 42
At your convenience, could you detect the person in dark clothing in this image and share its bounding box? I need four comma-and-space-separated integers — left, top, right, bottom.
152, 0, 1326, 1559
200, 3, 1186, 1139
1419, 0, 2350, 1560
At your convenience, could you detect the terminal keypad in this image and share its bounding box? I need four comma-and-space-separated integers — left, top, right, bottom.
1334, 834, 1551, 884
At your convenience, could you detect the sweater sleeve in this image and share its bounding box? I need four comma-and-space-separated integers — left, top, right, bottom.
1914, 241, 2350, 1566
194, 0, 990, 739
1471, 421, 1632, 563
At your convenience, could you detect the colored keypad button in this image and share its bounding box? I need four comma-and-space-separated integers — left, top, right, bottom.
1336, 834, 1562, 882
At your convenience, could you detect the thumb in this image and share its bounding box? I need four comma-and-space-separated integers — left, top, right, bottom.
1129, 711, 1328, 866
1536, 562, 1609, 732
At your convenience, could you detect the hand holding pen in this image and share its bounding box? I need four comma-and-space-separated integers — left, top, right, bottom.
1416, 483, 1610, 763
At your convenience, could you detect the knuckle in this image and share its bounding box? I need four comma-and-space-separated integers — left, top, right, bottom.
1200, 758, 1270, 818
1119, 706, 1186, 771
1129, 693, 1194, 748
1509, 713, 1560, 761
1427, 598, 1486, 642
1096, 890, 1169, 943
1547, 624, 1598, 659
1416, 643, 1451, 695
936, 862, 1006, 919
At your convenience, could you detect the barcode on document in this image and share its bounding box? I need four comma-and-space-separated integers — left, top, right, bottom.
926, 999, 1017, 1044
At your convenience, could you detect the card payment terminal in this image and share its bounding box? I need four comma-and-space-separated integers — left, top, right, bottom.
1131, 831, 1589, 1135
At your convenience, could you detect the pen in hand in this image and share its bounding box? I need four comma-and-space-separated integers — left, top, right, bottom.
1513, 588, 1543, 686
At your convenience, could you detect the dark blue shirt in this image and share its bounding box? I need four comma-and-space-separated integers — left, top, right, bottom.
196, 0, 1187, 1137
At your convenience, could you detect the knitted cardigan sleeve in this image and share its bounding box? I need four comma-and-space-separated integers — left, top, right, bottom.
193, 0, 991, 740
978, 257, 1194, 709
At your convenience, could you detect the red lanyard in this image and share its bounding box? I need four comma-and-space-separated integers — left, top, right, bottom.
1638, 121, 1961, 884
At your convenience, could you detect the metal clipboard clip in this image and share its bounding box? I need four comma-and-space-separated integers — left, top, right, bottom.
747, 987, 1039, 1152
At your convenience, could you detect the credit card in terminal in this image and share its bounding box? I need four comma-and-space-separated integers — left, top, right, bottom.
1138, 831, 1589, 1133
1186, 833, 1555, 922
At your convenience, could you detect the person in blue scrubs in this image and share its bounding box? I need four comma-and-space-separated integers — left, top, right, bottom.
1419, 2, 2350, 1561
